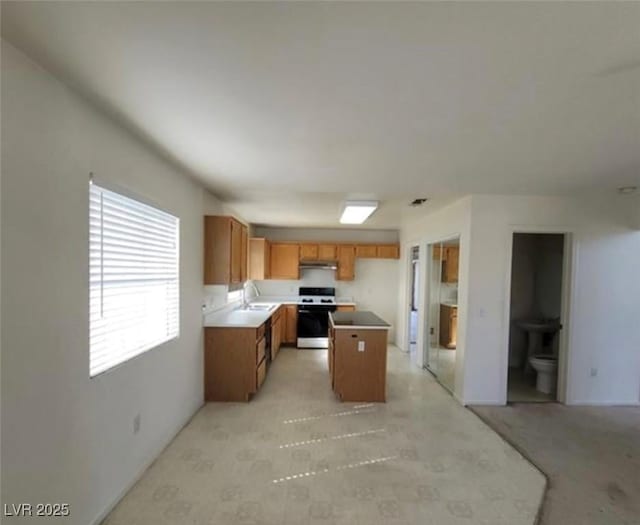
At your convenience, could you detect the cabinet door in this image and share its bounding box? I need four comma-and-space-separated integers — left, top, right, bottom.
230, 219, 242, 283
284, 305, 298, 344
445, 247, 459, 283
377, 244, 400, 259
336, 245, 356, 281
299, 244, 319, 260
439, 305, 451, 347
270, 244, 300, 279
318, 244, 337, 260
355, 245, 377, 258
249, 238, 270, 280
449, 309, 458, 349
240, 225, 248, 282
204, 216, 232, 284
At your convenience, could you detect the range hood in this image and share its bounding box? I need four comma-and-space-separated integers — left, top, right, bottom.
299, 260, 338, 271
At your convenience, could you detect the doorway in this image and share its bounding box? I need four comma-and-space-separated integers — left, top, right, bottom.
424, 237, 460, 393
408, 246, 420, 356
507, 233, 566, 402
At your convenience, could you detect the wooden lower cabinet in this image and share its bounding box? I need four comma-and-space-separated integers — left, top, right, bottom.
330, 327, 388, 402
271, 306, 284, 360
439, 304, 458, 349
336, 305, 356, 312
204, 324, 268, 401
283, 305, 298, 344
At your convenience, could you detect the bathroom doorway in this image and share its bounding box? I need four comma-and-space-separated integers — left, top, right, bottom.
507, 233, 568, 403
408, 246, 420, 356
424, 237, 460, 394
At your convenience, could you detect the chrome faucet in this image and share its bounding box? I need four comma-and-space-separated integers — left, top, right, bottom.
242, 281, 260, 307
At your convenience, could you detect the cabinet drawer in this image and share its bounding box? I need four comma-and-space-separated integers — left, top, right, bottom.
256, 323, 266, 341
256, 358, 267, 389
256, 337, 266, 365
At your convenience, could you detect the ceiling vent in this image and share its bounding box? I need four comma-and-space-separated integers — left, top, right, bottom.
410, 198, 428, 207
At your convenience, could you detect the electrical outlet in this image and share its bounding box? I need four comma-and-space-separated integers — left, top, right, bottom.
590, 368, 598, 378
133, 414, 141, 434
430, 327, 434, 335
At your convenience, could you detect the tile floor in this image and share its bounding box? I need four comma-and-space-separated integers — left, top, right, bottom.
103, 346, 545, 525
426, 344, 456, 393
472, 403, 640, 525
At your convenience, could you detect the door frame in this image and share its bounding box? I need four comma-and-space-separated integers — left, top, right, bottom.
422, 234, 461, 383
501, 227, 576, 405
404, 244, 421, 355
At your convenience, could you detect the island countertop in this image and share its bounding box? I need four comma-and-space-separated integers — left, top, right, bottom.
330, 311, 390, 330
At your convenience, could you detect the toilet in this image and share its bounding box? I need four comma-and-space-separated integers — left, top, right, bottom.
528, 355, 557, 394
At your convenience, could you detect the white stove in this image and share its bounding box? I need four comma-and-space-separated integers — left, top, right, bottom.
299, 296, 336, 305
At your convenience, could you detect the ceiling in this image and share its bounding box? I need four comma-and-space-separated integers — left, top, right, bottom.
2, 2, 639, 228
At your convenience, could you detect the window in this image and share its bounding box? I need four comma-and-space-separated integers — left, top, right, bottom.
90, 181, 179, 377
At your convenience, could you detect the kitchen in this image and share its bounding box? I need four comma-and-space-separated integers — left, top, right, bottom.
4, 4, 639, 525
202, 216, 398, 402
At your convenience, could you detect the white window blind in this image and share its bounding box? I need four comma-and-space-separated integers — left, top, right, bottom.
89, 181, 179, 377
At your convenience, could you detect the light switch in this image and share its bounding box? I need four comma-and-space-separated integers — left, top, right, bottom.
358, 341, 365, 352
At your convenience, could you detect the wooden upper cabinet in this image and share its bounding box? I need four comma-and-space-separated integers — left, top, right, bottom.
354, 243, 400, 259
230, 219, 243, 284
355, 245, 377, 258
249, 238, 270, 280
204, 216, 248, 285
443, 246, 459, 283
336, 245, 356, 281
240, 225, 248, 283
318, 244, 337, 260
270, 243, 300, 279
299, 244, 319, 260
377, 244, 400, 259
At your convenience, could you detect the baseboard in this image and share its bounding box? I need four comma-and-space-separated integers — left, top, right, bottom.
464, 400, 505, 406
90, 400, 204, 525
567, 400, 640, 406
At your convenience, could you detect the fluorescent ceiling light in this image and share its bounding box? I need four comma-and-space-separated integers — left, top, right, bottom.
340, 201, 378, 224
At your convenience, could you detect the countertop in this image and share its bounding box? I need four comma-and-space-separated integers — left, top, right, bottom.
250, 295, 356, 306
441, 301, 458, 308
204, 296, 356, 328
330, 311, 390, 330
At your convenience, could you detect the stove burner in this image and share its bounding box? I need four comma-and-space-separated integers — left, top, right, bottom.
301, 298, 314, 303
320, 299, 333, 304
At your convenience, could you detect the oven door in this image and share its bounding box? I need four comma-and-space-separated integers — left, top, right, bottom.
297, 306, 335, 348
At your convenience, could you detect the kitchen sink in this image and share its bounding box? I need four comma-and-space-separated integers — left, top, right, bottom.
237, 304, 276, 312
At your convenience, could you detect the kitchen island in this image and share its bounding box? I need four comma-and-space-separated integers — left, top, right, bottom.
329, 311, 390, 402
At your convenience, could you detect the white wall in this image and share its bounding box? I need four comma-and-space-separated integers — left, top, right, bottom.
397, 197, 472, 402
1, 42, 209, 524
252, 227, 400, 341
465, 195, 640, 405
